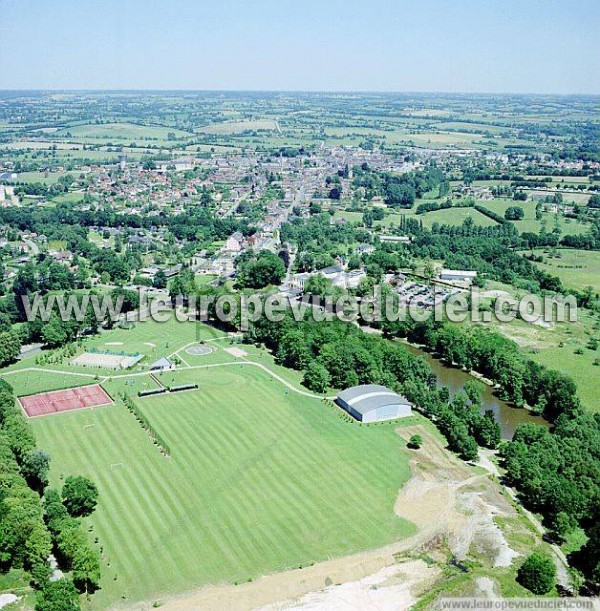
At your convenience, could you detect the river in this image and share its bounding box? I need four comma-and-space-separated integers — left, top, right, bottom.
401, 342, 548, 439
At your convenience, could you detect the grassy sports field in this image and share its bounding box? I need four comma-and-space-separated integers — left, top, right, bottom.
29, 365, 416, 608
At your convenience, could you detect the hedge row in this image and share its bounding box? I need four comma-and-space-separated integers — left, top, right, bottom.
121, 393, 171, 456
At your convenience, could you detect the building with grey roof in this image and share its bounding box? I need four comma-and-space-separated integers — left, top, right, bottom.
336, 384, 412, 423
149, 357, 175, 372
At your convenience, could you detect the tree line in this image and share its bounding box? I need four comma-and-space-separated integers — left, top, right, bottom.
243, 313, 501, 462
0, 379, 101, 609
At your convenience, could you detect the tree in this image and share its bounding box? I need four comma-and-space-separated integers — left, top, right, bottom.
236, 252, 285, 289
42, 316, 69, 348
302, 361, 330, 393
422, 261, 435, 281
35, 579, 81, 611
276, 329, 311, 370
505, 206, 525, 220
0, 330, 21, 367
22, 449, 51, 492
474, 410, 501, 449
43, 489, 69, 534
303, 274, 334, 298
407, 434, 422, 449
152, 270, 167, 289
72, 545, 101, 594
62, 476, 98, 517
517, 553, 556, 594
328, 187, 341, 200
24, 522, 52, 586
549, 511, 577, 543
588, 194, 600, 209
385, 183, 415, 207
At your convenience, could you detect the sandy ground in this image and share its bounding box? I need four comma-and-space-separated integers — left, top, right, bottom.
259, 560, 439, 611
0, 595, 18, 609
224, 346, 248, 358
393, 426, 517, 569
128, 427, 520, 611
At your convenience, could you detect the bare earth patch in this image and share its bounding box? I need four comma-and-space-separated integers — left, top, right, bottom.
224, 346, 248, 358
394, 426, 518, 568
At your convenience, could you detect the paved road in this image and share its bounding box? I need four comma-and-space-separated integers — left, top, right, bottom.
18, 343, 44, 360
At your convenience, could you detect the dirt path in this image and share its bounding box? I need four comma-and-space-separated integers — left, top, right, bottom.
394, 427, 518, 568
131, 551, 438, 611
477, 449, 571, 590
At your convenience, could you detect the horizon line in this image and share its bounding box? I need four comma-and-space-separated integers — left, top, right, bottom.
0, 88, 599, 97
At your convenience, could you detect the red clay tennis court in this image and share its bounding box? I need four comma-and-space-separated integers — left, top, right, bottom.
18, 384, 114, 418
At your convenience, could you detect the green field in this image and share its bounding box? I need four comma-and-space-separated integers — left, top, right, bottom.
31, 365, 416, 608
197, 119, 278, 135
417, 206, 498, 228
54, 122, 192, 141
334, 205, 498, 229
530, 346, 599, 412
530, 248, 600, 293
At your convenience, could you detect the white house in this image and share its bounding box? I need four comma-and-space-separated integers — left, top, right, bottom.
225, 232, 244, 252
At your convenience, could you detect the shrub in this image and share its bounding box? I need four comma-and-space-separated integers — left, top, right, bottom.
407, 434, 423, 449
517, 553, 556, 594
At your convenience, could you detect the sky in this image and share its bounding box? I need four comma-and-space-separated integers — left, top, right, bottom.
0, 0, 599, 94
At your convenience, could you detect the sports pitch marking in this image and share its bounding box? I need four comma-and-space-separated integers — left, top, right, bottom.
18, 384, 114, 418
185, 344, 213, 356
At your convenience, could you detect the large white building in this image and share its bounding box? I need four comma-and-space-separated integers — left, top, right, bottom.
439, 269, 477, 283
288, 265, 367, 291
336, 384, 413, 423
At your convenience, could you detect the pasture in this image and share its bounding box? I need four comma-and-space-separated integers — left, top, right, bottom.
416, 206, 498, 228
53, 122, 192, 141
530, 248, 600, 293
197, 119, 278, 134
31, 365, 416, 608
530, 346, 599, 413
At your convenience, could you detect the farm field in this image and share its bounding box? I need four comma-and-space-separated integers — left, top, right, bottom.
477, 292, 600, 413
336, 206, 498, 229
53, 122, 192, 141
197, 119, 278, 134
529, 248, 600, 293
31, 365, 416, 608
463, 198, 591, 235
415, 206, 498, 228
529, 346, 599, 413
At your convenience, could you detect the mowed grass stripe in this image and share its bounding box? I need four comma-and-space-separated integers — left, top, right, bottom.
141, 393, 272, 580
32, 365, 415, 608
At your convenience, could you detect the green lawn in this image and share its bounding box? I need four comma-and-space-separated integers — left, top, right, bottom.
2, 369, 98, 396
32, 365, 416, 608
334, 205, 498, 229
416, 207, 498, 228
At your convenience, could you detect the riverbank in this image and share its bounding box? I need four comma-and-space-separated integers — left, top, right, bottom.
398, 339, 548, 439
